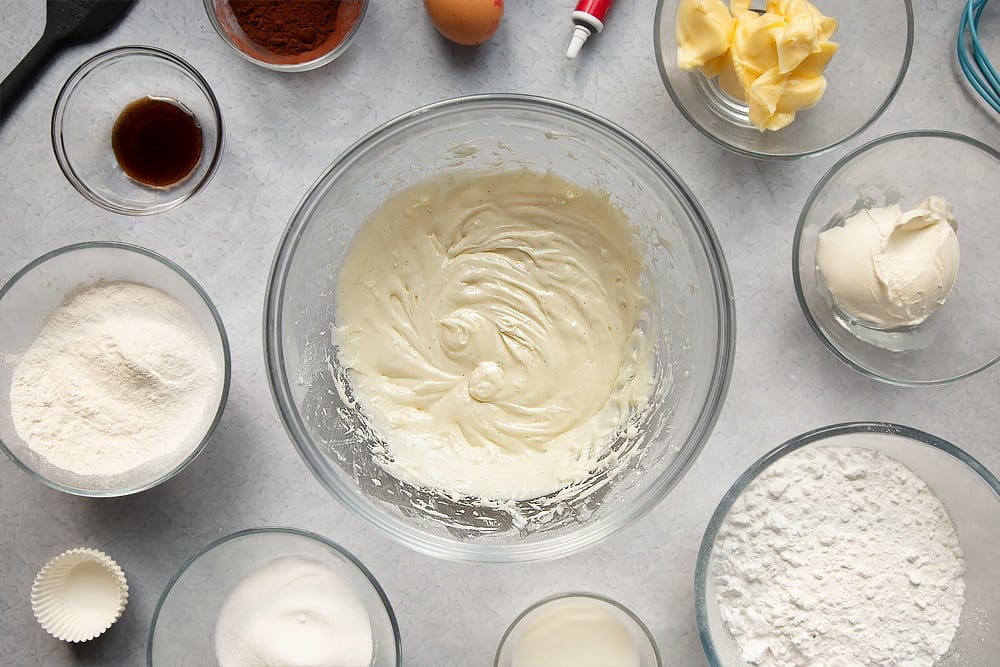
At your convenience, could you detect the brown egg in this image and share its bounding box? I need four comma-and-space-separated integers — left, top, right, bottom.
423, 0, 504, 46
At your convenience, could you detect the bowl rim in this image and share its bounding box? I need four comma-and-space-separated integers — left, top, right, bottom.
202, 0, 370, 72
145, 525, 402, 666
493, 591, 663, 667
693, 420, 1000, 665
50, 45, 225, 217
263, 92, 737, 563
792, 129, 1000, 386
652, 0, 915, 160
0, 241, 232, 497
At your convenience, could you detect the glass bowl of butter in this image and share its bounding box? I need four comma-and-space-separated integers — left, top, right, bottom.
654, 0, 913, 159
264, 94, 736, 562
794, 130, 1000, 385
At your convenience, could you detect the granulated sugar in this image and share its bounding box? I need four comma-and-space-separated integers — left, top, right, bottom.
214, 557, 373, 667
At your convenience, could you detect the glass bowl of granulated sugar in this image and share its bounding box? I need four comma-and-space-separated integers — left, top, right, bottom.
696, 422, 1000, 667
148, 526, 401, 666
0, 242, 231, 497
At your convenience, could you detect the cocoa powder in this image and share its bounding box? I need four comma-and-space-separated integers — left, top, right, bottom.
224, 0, 363, 63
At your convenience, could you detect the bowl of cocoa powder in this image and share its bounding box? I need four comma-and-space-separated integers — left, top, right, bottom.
204, 0, 368, 71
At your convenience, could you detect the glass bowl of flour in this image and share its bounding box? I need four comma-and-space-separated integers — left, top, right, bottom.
696, 422, 1000, 667
265, 94, 736, 562
0, 242, 230, 496
148, 526, 401, 666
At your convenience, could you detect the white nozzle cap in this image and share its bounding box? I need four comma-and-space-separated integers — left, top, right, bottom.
566, 25, 591, 58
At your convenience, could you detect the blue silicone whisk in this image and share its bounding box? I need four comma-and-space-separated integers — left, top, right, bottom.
958, 0, 1000, 114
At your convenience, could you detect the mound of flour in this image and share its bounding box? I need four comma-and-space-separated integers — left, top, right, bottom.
10, 281, 219, 487
713, 445, 966, 666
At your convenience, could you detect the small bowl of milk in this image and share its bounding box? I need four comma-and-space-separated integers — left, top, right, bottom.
495, 592, 661, 667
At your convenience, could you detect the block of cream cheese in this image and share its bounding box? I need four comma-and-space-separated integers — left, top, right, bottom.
815, 196, 960, 328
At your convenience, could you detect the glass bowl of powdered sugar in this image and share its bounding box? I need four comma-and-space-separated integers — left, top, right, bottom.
695, 422, 1000, 667
0, 242, 230, 496
148, 526, 401, 666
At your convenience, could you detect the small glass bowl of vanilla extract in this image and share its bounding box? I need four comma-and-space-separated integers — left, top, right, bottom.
52, 46, 224, 216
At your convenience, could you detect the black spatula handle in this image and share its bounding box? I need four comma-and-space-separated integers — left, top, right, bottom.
0, 31, 63, 125
0, 0, 137, 129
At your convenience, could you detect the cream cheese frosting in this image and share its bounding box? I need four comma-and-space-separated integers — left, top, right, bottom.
815, 196, 960, 328
333, 169, 653, 501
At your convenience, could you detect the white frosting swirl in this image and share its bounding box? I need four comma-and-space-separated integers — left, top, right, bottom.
816, 196, 959, 328
334, 169, 653, 500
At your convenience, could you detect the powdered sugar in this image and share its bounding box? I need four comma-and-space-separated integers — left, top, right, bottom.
713, 445, 966, 667
9, 281, 220, 489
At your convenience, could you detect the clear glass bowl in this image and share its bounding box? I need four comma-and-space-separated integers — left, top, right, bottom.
794, 130, 1000, 385
264, 94, 736, 562
653, 0, 913, 159
494, 592, 662, 667
204, 0, 368, 71
51, 46, 224, 215
0, 242, 231, 496
695, 422, 1000, 666
147, 527, 401, 666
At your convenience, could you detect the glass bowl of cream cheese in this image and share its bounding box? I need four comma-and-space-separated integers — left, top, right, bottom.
148, 526, 401, 666
264, 94, 736, 562
695, 422, 1000, 667
794, 130, 1000, 385
654, 0, 913, 159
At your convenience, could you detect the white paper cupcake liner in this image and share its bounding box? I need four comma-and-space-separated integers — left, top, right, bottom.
31, 547, 129, 642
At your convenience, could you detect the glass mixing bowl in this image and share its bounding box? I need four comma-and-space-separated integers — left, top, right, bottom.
265, 94, 735, 562
654, 0, 913, 159
148, 527, 401, 665
696, 422, 1000, 666
0, 242, 230, 497
794, 130, 1000, 385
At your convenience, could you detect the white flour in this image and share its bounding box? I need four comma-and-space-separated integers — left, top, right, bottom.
9, 281, 219, 487
713, 445, 966, 667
